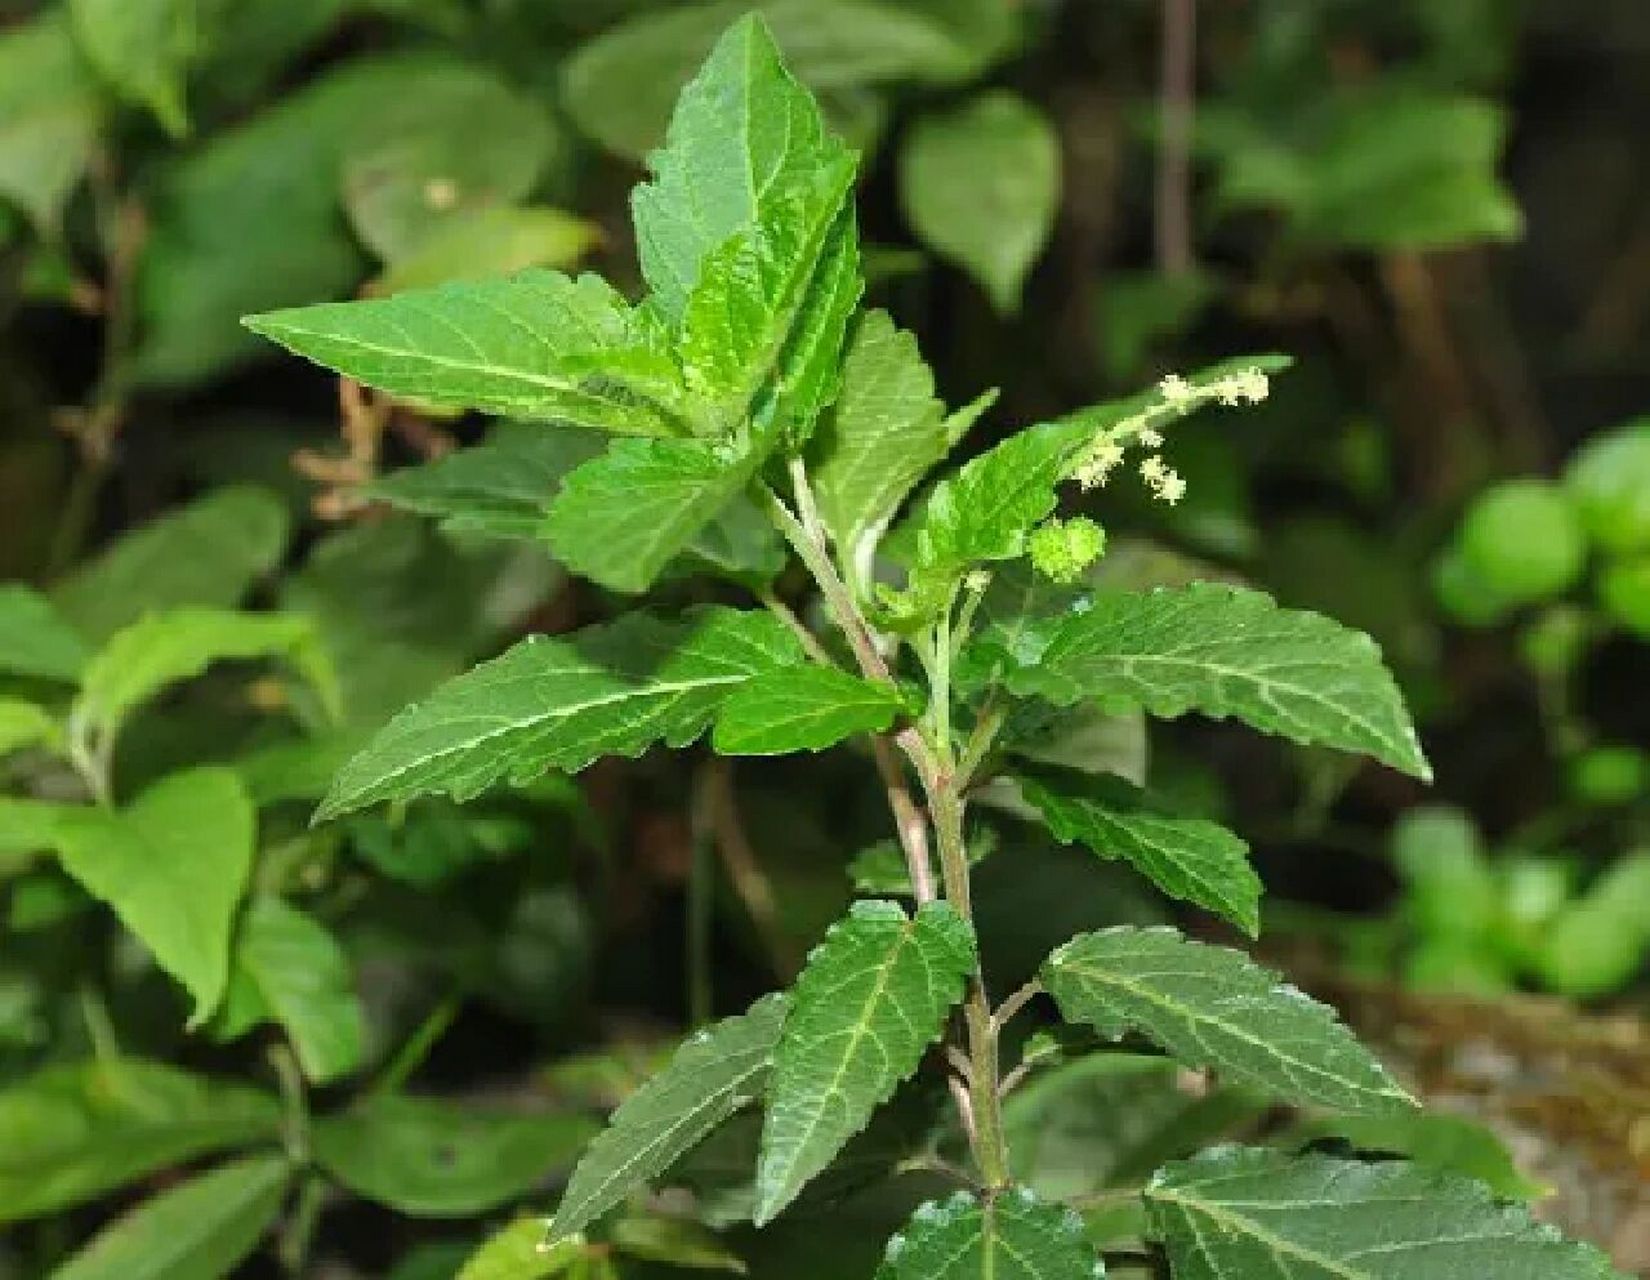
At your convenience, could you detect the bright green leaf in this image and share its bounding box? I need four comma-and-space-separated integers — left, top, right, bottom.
313, 1095, 595, 1218
69, 0, 195, 138
51, 487, 289, 644
1043, 926, 1415, 1116
876, 1187, 1097, 1280
1017, 772, 1260, 936
50, 768, 256, 1021
48, 1154, 290, 1280
551, 994, 787, 1241
1145, 1147, 1622, 1280
900, 91, 1060, 312
755, 900, 975, 1224
76, 608, 340, 744
713, 666, 903, 756
319, 608, 804, 818
999, 583, 1430, 780
0, 1060, 280, 1223
376, 206, 600, 294
0, 699, 63, 760
218, 897, 364, 1084
0, 584, 90, 683
460, 1218, 585, 1280
245, 270, 690, 436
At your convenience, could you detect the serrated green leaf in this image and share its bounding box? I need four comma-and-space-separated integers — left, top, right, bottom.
1043, 927, 1414, 1116
713, 666, 902, 756
319, 608, 803, 818
0, 699, 63, 760
900, 91, 1060, 312
460, 1218, 585, 1280
999, 583, 1429, 780
313, 1095, 594, 1218
809, 310, 952, 561
1017, 772, 1260, 936
1146, 1147, 1623, 1280
755, 899, 975, 1224
0, 584, 90, 683
563, 0, 980, 163
48, 1154, 291, 1280
0, 11, 104, 233
76, 608, 339, 744
376, 206, 600, 294
551, 994, 786, 1241
365, 422, 605, 541
52, 487, 290, 644
0, 1060, 281, 1223
218, 897, 364, 1084
340, 67, 558, 264
50, 768, 256, 1021
877, 1187, 1098, 1280
545, 437, 760, 593
245, 271, 689, 436
68, 0, 194, 138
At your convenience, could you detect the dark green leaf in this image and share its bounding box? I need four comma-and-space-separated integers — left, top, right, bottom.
551, 994, 787, 1241
314, 1095, 595, 1218
877, 1188, 1097, 1280
713, 666, 902, 756
1043, 926, 1414, 1116
756, 900, 975, 1223
0, 11, 103, 232
68, 0, 194, 137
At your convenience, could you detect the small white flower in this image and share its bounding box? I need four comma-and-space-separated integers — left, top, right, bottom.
1073, 439, 1125, 489
1158, 470, 1187, 504
1138, 426, 1164, 448
1159, 373, 1195, 407
1140, 455, 1168, 483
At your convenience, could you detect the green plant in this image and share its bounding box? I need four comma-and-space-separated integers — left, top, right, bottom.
234, 19, 1625, 1277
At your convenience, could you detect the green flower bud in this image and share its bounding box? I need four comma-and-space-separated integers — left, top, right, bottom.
1028, 517, 1106, 584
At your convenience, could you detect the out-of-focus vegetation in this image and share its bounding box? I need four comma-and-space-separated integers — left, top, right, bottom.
2, 1, 1648, 1276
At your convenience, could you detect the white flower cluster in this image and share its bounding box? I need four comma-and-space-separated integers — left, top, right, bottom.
1067, 365, 1270, 506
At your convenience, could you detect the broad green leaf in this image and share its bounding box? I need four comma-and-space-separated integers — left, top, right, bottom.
51, 768, 256, 1021
551, 994, 787, 1241
1146, 1147, 1622, 1280
1043, 926, 1414, 1116
0, 699, 63, 760
76, 608, 340, 744
49, 1154, 291, 1280
234, 731, 371, 806
574, 0, 975, 160
809, 310, 952, 561
365, 422, 604, 541
713, 666, 903, 755
131, 56, 440, 385
218, 897, 364, 1084
376, 206, 600, 294
0, 11, 104, 232
755, 899, 975, 1224
461, 1219, 585, 1280
341, 67, 559, 263
1285, 1110, 1547, 1202
313, 1095, 595, 1218
0, 798, 73, 860
245, 271, 690, 436
52, 487, 289, 644
900, 91, 1060, 312
766, 205, 865, 449
877, 1188, 1097, 1280
1000, 583, 1430, 779
0, 1060, 281, 1223
0, 584, 90, 683
545, 437, 759, 592
319, 608, 803, 817
68, 0, 194, 137
1017, 772, 1260, 936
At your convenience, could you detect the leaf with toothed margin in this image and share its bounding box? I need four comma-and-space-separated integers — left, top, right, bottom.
1015, 771, 1261, 937
876, 1187, 1102, 1280
755, 900, 975, 1225
713, 666, 904, 756
1145, 1146, 1627, 1280
997, 583, 1431, 780
244, 270, 692, 437
1043, 927, 1415, 1117
550, 994, 787, 1242
317, 608, 803, 819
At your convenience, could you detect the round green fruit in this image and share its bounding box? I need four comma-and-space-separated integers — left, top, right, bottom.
1456, 478, 1586, 606
1565, 418, 1650, 555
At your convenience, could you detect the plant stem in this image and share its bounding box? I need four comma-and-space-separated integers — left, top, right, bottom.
1155, 0, 1197, 277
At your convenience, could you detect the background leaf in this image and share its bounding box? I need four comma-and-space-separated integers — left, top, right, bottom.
0, 585, 89, 683
68, 0, 195, 138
